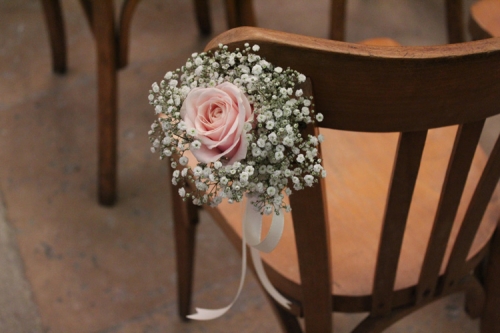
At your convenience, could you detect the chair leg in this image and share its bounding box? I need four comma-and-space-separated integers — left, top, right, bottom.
40, 0, 67, 74
464, 275, 485, 319
224, 0, 256, 29
480, 228, 500, 332
117, 0, 142, 69
193, 0, 212, 35
445, 0, 465, 43
172, 186, 200, 319
92, 0, 118, 206
329, 0, 347, 41
267, 296, 303, 333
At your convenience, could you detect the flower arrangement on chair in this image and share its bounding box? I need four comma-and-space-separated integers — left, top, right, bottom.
148, 43, 326, 319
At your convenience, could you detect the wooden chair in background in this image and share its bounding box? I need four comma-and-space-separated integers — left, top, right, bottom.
469, 0, 500, 39
172, 27, 500, 332
40, 0, 255, 206
329, 0, 467, 43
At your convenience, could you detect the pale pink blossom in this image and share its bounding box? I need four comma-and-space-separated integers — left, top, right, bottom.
180, 82, 253, 164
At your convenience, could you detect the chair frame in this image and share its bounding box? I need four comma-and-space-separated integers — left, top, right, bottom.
172, 27, 500, 332
41, 0, 256, 205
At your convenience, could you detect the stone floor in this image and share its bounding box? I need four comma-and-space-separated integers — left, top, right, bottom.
0, 0, 498, 332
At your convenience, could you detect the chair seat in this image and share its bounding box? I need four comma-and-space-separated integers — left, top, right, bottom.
470, 0, 500, 38
211, 126, 500, 303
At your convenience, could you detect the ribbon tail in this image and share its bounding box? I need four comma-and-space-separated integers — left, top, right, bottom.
186, 210, 249, 320
187, 307, 233, 320
250, 247, 292, 309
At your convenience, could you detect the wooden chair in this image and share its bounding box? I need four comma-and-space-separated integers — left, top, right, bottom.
469, 0, 500, 40
329, 0, 467, 43
172, 27, 500, 332
174, 0, 467, 44
40, 0, 255, 205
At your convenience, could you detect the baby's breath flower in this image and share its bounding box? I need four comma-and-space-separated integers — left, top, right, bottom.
191, 140, 201, 150
193, 166, 202, 176
149, 43, 324, 214
181, 168, 188, 177
266, 120, 275, 130
304, 175, 314, 186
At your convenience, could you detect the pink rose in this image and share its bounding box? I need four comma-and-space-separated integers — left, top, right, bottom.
180, 82, 253, 164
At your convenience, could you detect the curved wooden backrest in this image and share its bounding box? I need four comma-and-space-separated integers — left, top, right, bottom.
205, 28, 500, 331
206, 27, 500, 133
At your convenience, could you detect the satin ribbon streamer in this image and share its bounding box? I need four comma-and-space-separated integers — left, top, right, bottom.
187, 197, 291, 320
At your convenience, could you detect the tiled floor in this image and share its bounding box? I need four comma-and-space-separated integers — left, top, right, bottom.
0, 0, 497, 332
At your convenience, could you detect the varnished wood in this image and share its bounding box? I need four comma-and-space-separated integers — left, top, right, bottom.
42, 0, 244, 206
118, 0, 142, 69
328, 0, 464, 43
446, 0, 465, 43
206, 28, 500, 132
267, 296, 303, 333
444, 133, 500, 291
481, 227, 500, 332
169, 27, 500, 332
78, 0, 94, 34
416, 121, 484, 305
329, 0, 347, 41
358, 38, 400, 46
288, 80, 332, 332
40, 0, 66, 74
224, 0, 256, 28
193, 0, 212, 35
172, 170, 200, 319
92, 0, 118, 206
372, 131, 427, 317
469, 0, 500, 39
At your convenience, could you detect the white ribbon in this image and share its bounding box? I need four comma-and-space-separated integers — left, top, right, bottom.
187, 198, 291, 320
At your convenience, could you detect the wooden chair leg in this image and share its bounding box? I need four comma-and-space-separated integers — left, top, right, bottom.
172, 185, 200, 319
78, 0, 94, 33
92, 0, 118, 206
445, 0, 465, 43
329, 0, 347, 41
464, 275, 485, 319
481, 227, 500, 333
266, 296, 303, 333
118, 0, 142, 69
40, 0, 67, 74
193, 0, 212, 36
224, 0, 256, 29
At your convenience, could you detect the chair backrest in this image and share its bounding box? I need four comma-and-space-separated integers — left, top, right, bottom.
205, 27, 500, 331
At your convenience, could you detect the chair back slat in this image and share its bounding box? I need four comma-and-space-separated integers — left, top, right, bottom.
371, 130, 427, 316
416, 120, 485, 305
444, 133, 500, 291
289, 80, 333, 332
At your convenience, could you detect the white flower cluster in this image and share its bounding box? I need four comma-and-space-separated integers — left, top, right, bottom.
148, 43, 326, 214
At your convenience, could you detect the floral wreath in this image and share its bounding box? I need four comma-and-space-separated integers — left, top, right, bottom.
148, 43, 326, 320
